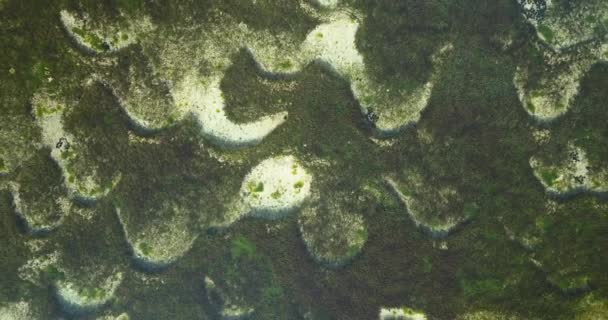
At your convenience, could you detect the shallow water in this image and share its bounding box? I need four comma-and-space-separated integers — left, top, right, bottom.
0, 0, 607, 319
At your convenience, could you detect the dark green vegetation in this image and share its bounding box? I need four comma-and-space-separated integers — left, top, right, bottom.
537, 24, 555, 43
1, 0, 607, 319
551, 64, 608, 166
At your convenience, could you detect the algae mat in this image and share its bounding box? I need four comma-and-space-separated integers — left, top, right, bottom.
0, 0, 607, 319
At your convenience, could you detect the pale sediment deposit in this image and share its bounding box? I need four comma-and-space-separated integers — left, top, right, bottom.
7, 149, 71, 233
96, 312, 130, 320
514, 0, 608, 122
0, 301, 35, 320
31, 89, 120, 202
516, 0, 608, 52
379, 306, 427, 320
513, 58, 593, 122
59, 10, 146, 53
204, 276, 254, 320
0, 0, 603, 319
104, 58, 179, 132
385, 176, 470, 238
456, 310, 523, 320
61, 10, 290, 149
574, 295, 608, 320
54, 272, 123, 315
230, 155, 312, 221
256, 14, 450, 136
530, 143, 608, 196
60, 2, 450, 143
298, 195, 367, 267
313, 0, 339, 9
8, 182, 70, 233
116, 206, 198, 269
183, 76, 288, 148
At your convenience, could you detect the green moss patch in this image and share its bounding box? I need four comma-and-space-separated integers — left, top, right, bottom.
230, 235, 257, 259
539, 168, 559, 186
293, 181, 304, 189
44, 265, 65, 282
71, 27, 106, 52
247, 181, 264, 193
138, 242, 152, 256
526, 99, 536, 113
270, 190, 282, 199
537, 24, 555, 43
79, 287, 107, 300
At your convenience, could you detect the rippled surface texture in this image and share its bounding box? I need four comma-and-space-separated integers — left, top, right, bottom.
0, 0, 607, 319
